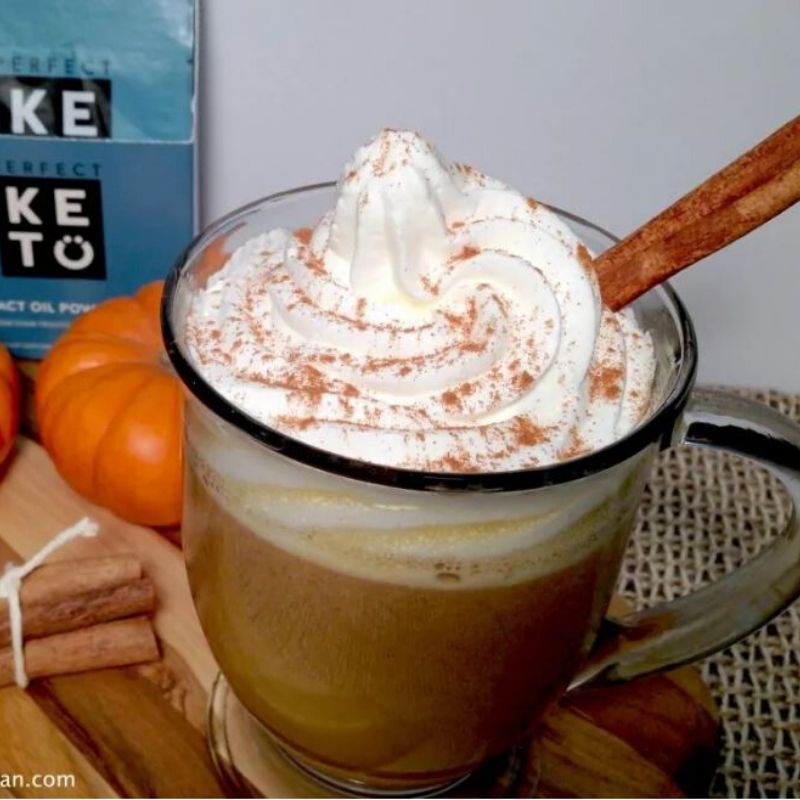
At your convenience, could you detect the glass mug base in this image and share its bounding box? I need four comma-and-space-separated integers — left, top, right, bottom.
206, 673, 540, 798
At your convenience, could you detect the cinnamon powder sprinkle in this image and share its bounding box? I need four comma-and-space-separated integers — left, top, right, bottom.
363, 353, 427, 373
575, 244, 594, 275
589, 364, 623, 402
300, 249, 326, 275
454, 163, 477, 177
459, 382, 476, 397
420, 274, 438, 295
342, 383, 360, 397
295, 227, 313, 246
513, 371, 534, 391
512, 418, 551, 447
442, 390, 461, 408
372, 136, 391, 176
526, 197, 539, 211
466, 297, 478, 327
433, 452, 476, 472
277, 415, 316, 431
462, 340, 488, 353
442, 310, 461, 328
451, 244, 481, 263
291, 365, 329, 395
560, 430, 589, 460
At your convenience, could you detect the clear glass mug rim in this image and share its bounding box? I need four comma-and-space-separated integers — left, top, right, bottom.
162, 181, 698, 494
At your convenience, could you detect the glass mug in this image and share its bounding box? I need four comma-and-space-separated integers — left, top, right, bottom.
163, 185, 800, 796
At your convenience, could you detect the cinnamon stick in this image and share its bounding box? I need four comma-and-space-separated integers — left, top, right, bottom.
18, 556, 142, 605
595, 114, 800, 310
0, 577, 156, 648
0, 617, 159, 687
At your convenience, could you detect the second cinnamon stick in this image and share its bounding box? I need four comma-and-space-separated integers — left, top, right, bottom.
0, 617, 160, 688
19, 556, 142, 605
0, 577, 156, 648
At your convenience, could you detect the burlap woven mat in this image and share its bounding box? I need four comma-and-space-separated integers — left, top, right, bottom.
619, 387, 800, 798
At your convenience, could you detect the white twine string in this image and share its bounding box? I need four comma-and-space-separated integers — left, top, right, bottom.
0, 517, 99, 688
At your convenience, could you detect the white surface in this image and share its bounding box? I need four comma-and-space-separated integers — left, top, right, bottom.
199, 0, 800, 391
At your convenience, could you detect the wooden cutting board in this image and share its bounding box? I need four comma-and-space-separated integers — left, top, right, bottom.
0, 437, 720, 798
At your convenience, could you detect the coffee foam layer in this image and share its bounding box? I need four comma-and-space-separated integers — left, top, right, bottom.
188, 418, 645, 588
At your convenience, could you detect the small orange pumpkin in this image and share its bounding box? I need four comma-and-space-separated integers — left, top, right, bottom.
35, 282, 183, 526
0, 344, 20, 466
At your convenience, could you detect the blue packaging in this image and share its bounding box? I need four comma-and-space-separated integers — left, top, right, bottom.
0, 0, 197, 356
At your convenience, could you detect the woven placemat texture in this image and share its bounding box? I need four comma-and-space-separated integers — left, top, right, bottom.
619, 388, 800, 798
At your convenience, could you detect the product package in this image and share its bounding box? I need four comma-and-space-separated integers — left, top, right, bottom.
0, 0, 197, 357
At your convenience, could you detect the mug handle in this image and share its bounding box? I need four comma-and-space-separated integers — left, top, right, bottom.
573, 387, 800, 687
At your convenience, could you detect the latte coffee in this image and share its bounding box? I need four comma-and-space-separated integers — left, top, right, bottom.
179, 129, 656, 790
183, 400, 650, 787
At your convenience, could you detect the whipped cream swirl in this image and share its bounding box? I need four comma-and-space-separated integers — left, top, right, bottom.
186, 130, 655, 471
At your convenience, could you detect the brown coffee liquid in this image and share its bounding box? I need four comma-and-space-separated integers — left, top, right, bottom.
184, 466, 634, 788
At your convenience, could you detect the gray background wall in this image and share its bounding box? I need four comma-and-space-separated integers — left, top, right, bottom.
200, 0, 800, 391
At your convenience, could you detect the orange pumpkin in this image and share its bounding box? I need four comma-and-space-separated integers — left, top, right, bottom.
35, 282, 183, 526
0, 344, 20, 466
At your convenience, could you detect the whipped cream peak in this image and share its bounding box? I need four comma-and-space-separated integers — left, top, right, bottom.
186, 129, 655, 472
